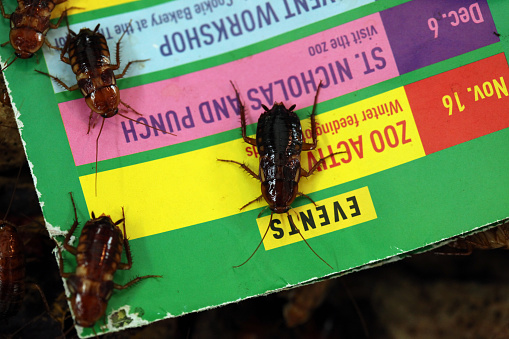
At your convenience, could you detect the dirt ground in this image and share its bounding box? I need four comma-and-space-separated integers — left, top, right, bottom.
2, 74, 509, 339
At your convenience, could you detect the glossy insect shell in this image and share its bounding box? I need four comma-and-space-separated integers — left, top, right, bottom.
0, 221, 25, 319
66, 214, 123, 327
256, 102, 302, 213
8, 0, 56, 58
68, 27, 119, 118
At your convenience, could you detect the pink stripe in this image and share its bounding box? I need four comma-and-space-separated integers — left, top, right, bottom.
59, 13, 398, 166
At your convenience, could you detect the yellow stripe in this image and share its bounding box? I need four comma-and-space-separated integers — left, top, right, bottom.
79, 87, 425, 240
296, 86, 425, 191
256, 186, 377, 250
79, 139, 264, 240
51, 0, 139, 18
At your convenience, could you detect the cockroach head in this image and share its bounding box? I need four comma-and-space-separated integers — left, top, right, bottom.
263, 102, 297, 113
261, 180, 298, 214
271, 204, 291, 213
70, 293, 109, 328
86, 86, 120, 118
101, 108, 118, 119
10, 28, 43, 59
67, 275, 112, 328
88, 214, 115, 228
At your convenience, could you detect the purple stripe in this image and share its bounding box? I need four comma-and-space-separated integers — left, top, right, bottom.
380, 0, 499, 74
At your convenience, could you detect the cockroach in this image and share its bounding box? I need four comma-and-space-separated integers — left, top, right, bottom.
36, 22, 175, 194
0, 166, 50, 323
59, 193, 161, 328
0, 214, 25, 320
0, 0, 78, 68
439, 223, 509, 255
218, 81, 346, 268
0, 166, 27, 320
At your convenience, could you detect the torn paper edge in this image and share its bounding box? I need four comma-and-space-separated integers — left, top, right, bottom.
2, 68, 68, 238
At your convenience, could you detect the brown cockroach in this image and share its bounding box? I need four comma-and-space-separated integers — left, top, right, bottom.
218, 81, 346, 268
36, 22, 173, 132
440, 223, 509, 255
59, 193, 161, 328
1, 166, 27, 320
0, 130, 25, 320
36, 22, 174, 194
0, 216, 25, 320
0, 166, 50, 323
0, 0, 78, 68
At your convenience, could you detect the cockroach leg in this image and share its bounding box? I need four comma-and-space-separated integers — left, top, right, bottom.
116, 207, 132, 270
58, 26, 71, 65
230, 81, 257, 146
87, 110, 98, 134
57, 244, 71, 279
239, 195, 264, 211
296, 192, 317, 206
34, 70, 78, 91
48, 6, 81, 30
43, 39, 60, 51
256, 206, 269, 218
217, 159, 260, 180
114, 59, 150, 79
0, 1, 10, 19
114, 207, 161, 289
111, 21, 130, 70
110, 20, 149, 76
301, 81, 323, 151
119, 100, 143, 116
113, 273, 162, 290
301, 151, 344, 178
62, 192, 79, 256
1, 55, 17, 71
29, 282, 52, 315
